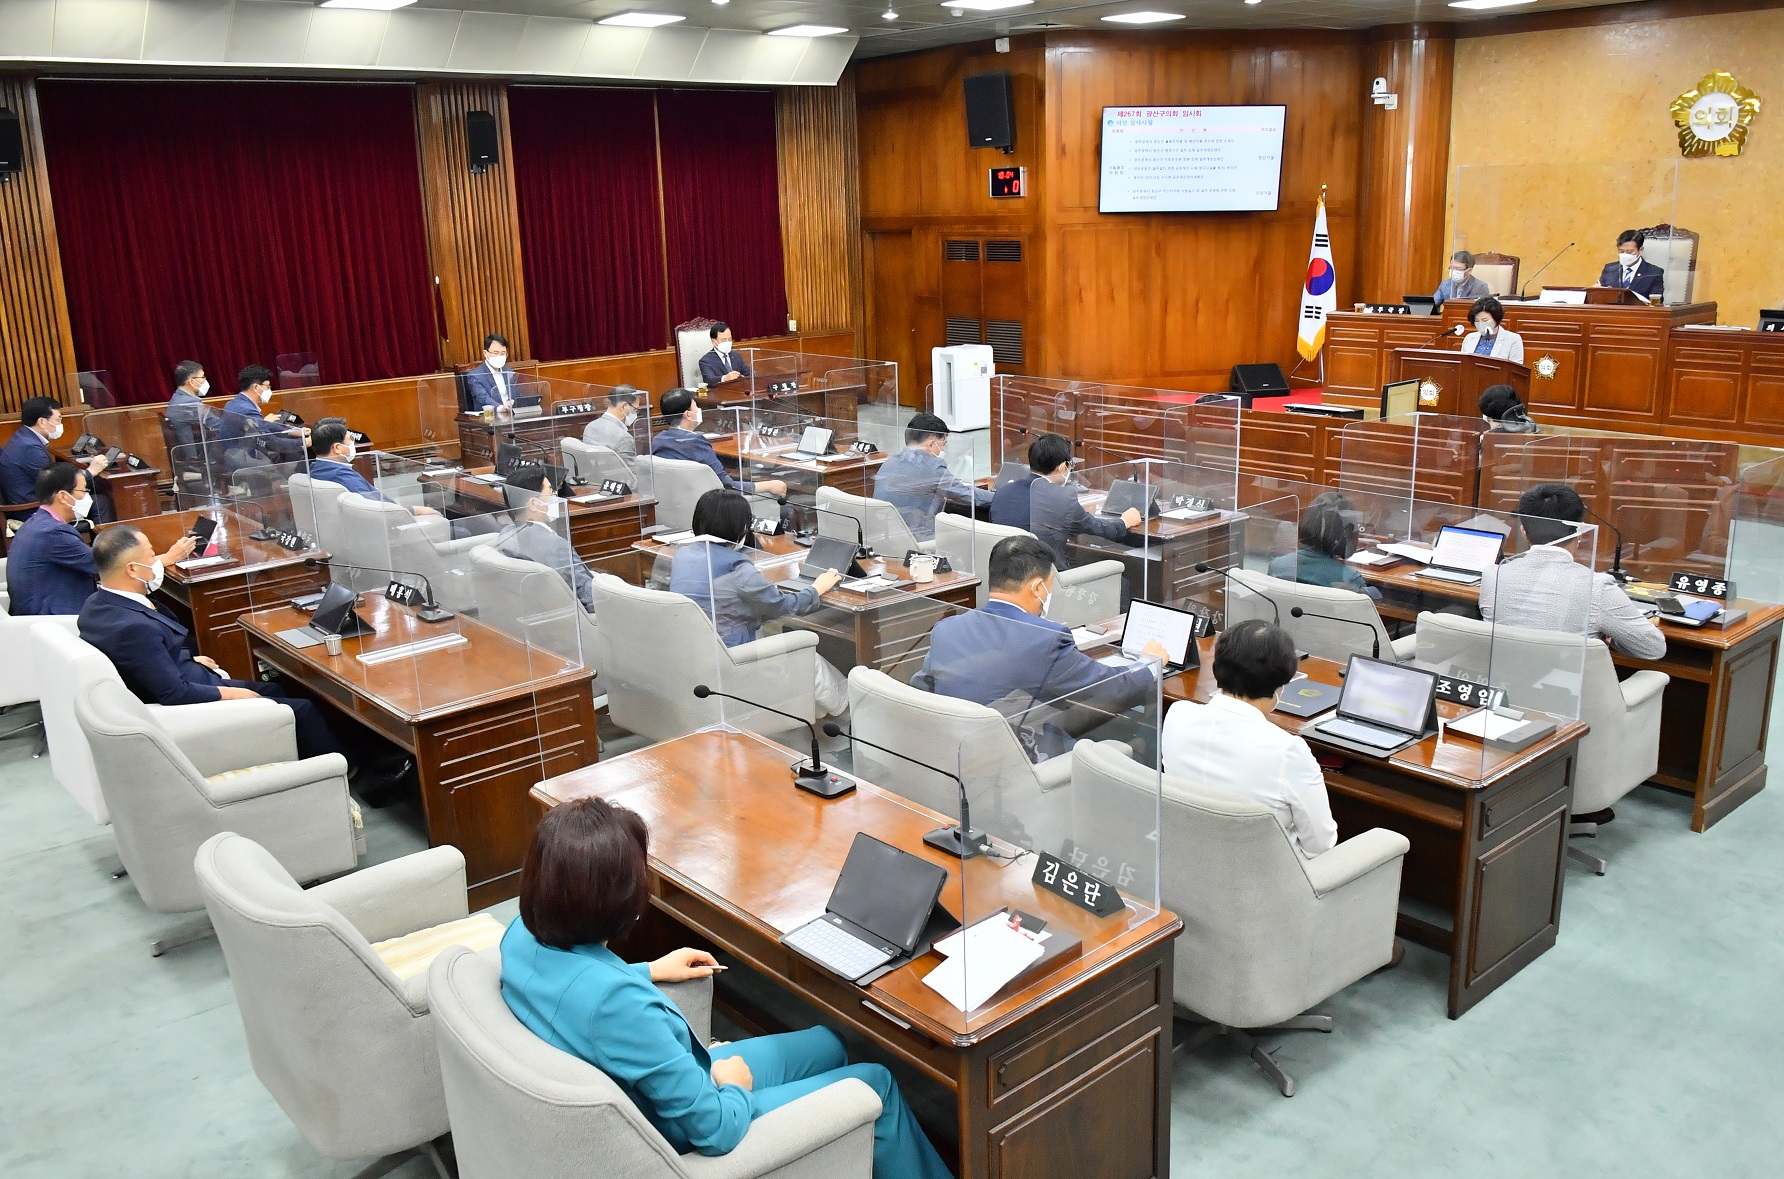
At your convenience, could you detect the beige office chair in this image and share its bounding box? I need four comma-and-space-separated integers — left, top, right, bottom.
470, 545, 605, 711
816, 485, 930, 558
634, 454, 722, 535
337, 494, 495, 613
1637, 224, 1698, 305
428, 946, 880, 1179
0, 556, 9, 613
195, 834, 501, 1179
931, 513, 1125, 626
1470, 251, 1520, 297
1415, 611, 1667, 874
286, 471, 346, 551
1070, 739, 1407, 1096
1229, 569, 1415, 663
677, 325, 715, 389
587, 574, 817, 744
561, 438, 636, 486
74, 676, 360, 953
0, 612, 75, 751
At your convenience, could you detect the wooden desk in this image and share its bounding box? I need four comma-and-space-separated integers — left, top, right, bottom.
1163, 640, 1585, 1018
1067, 496, 1247, 607
119, 510, 330, 679
533, 727, 1182, 1179
1389, 349, 1529, 419
1364, 563, 1784, 832
456, 407, 603, 468
241, 597, 598, 906
711, 434, 887, 500
423, 467, 657, 568
1664, 326, 1784, 443
55, 448, 162, 520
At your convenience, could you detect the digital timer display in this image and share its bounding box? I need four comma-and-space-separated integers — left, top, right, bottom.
989, 166, 1026, 199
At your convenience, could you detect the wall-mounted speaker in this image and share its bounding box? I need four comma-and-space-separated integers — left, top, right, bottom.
963, 72, 1014, 151
0, 109, 23, 177
465, 110, 498, 174
1229, 363, 1290, 398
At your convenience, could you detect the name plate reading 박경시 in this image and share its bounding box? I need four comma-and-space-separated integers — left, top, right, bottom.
1670, 572, 1732, 601
1032, 851, 1127, 918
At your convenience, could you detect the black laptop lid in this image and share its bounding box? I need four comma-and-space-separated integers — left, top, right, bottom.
801, 535, 859, 581
310, 584, 363, 636
1103, 478, 1157, 517
825, 833, 948, 953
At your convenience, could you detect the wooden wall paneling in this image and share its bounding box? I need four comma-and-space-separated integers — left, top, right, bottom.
1357, 26, 1455, 306
866, 230, 922, 404
0, 74, 77, 415
417, 82, 530, 370
777, 76, 864, 339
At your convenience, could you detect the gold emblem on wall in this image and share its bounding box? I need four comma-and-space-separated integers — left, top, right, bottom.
1535, 355, 1560, 380
1418, 379, 1441, 407
1670, 70, 1761, 158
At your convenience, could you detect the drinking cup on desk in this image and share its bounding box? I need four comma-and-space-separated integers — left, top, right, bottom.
481, 406, 495, 424
909, 554, 937, 584
323, 633, 344, 657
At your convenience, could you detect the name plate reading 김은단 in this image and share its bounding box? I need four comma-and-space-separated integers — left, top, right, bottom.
1032, 851, 1128, 918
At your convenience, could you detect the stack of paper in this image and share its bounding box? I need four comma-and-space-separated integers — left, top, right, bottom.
922, 913, 1046, 1013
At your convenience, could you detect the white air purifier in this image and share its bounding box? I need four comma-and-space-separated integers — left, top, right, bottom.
931, 345, 993, 432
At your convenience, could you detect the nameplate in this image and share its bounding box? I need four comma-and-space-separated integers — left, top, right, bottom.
758, 424, 789, 438
849, 439, 879, 455
1361, 303, 1412, 314
599, 479, 632, 497
1433, 673, 1504, 710
264, 528, 313, 552
1033, 851, 1128, 918
384, 581, 427, 608
554, 401, 594, 415
1670, 572, 1732, 601
1168, 493, 1212, 512
1762, 321, 1784, 333
766, 379, 799, 395
750, 516, 782, 536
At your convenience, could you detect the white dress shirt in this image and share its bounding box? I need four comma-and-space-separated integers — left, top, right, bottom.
1159, 691, 1338, 860
1479, 544, 1666, 660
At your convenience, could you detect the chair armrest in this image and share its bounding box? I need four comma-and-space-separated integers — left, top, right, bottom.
684, 1078, 881, 1179
1303, 828, 1410, 897
412, 514, 451, 544
1390, 634, 1419, 662
433, 533, 499, 557
1035, 754, 1074, 791
1619, 669, 1669, 711
202, 753, 352, 805
729, 629, 820, 665
154, 698, 298, 776
654, 975, 714, 1045
1055, 559, 1123, 588
307, 845, 469, 944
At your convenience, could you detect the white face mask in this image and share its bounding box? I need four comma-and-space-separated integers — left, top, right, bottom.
1034, 579, 1052, 617
1475, 318, 1496, 335
45, 421, 64, 440
258, 387, 273, 405
70, 493, 93, 520
487, 354, 506, 370
1450, 268, 1467, 282
540, 498, 562, 522
715, 340, 732, 355
133, 558, 166, 595
622, 408, 638, 428
1619, 251, 1641, 267
685, 407, 702, 429
196, 379, 210, 396
340, 443, 356, 462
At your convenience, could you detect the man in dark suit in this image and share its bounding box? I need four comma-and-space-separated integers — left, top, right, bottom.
164, 360, 220, 449
6, 466, 193, 616
1023, 432, 1142, 567
696, 322, 752, 387
307, 421, 443, 517
465, 333, 520, 410
220, 364, 306, 467
648, 389, 787, 499
1596, 229, 1667, 302
1, 397, 111, 516
912, 535, 1166, 762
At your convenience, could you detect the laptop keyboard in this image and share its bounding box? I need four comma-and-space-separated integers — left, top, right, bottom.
784, 920, 893, 979
1318, 718, 1407, 749
1416, 568, 1480, 584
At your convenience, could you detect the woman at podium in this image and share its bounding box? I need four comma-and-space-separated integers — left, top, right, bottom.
1459, 296, 1524, 363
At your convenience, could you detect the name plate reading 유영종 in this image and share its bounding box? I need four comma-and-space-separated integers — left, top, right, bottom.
1670, 572, 1732, 601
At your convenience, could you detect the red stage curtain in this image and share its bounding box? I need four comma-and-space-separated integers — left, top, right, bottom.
656, 89, 788, 341
38, 81, 436, 405
509, 87, 667, 361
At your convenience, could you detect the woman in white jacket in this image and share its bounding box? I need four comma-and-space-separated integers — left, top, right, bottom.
1459, 296, 1524, 363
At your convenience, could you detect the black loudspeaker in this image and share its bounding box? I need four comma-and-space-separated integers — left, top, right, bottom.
1229, 363, 1290, 398
465, 110, 499, 173
0, 109, 22, 176
963, 72, 1014, 150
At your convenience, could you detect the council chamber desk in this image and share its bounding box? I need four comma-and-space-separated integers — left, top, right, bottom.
533, 727, 1182, 1179
455, 407, 604, 469
52, 445, 162, 520
241, 597, 598, 906
422, 466, 656, 569
712, 434, 887, 500
1161, 639, 1585, 1019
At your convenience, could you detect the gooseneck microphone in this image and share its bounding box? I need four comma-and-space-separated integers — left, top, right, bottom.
1519, 242, 1575, 298
1414, 322, 1467, 349
811, 505, 869, 559
693, 686, 856, 799
303, 557, 453, 623
824, 722, 987, 859
1288, 605, 1381, 661
505, 433, 578, 496
1578, 504, 1635, 584
1193, 561, 1282, 624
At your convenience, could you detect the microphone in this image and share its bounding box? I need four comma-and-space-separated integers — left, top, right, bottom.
1412, 323, 1466, 349
1578, 504, 1635, 584
1193, 561, 1281, 624
822, 722, 987, 859
1519, 242, 1575, 298
505, 433, 577, 496
812, 505, 869, 559
1289, 605, 1380, 661
692, 685, 856, 799
230, 499, 278, 542
303, 556, 454, 622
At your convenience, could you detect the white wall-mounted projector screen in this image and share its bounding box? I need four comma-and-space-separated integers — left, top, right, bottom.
1099, 106, 1287, 213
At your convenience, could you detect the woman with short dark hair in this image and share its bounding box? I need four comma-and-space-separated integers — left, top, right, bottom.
1266, 494, 1381, 599
1461, 296, 1524, 363
1478, 383, 1538, 434
500, 798, 952, 1179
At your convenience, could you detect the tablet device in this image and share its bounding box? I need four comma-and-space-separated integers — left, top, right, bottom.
1118, 600, 1200, 671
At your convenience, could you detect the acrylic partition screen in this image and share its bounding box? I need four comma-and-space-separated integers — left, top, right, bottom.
1335, 414, 1490, 524
1730, 453, 1784, 605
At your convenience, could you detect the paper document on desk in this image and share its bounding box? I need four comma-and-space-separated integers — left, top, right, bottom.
1071, 625, 1110, 649
657, 531, 698, 545
1447, 709, 1526, 741
923, 917, 1045, 1013
1346, 550, 1400, 568
845, 575, 903, 593
1160, 507, 1220, 522
176, 556, 232, 570
1377, 542, 1434, 564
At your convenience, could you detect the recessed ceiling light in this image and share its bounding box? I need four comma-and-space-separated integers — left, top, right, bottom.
1102, 10, 1184, 23
767, 24, 850, 35
712, 0, 729, 6
597, 11, 686, 25
883, 6, 898, 17
1447, 0, 1537, 8
1244, 0, 1261, 6
939, 0, 1033, 11
318, 0, 416, 9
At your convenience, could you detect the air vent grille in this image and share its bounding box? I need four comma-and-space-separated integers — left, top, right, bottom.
985, 240, 1023, 263
945, 318, 983, 347
986, 320, 1024, 365
943, 240, 980, 261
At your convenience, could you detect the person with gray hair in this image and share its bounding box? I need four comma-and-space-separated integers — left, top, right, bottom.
580, 385, 645, 460
1434, 250, 1491, 304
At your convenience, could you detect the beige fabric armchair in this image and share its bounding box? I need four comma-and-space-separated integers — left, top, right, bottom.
0, 611, 76, 750
428, 946, 881, 1179
634, 454, 723, 535
337, 494, 495, 612
562, 437, 636, 485
1229, 568, 1416, 663
816, 486, 928, 559
931, 513, 1124, 626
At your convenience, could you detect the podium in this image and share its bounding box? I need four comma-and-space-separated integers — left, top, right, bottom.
1389, 349, 1529, 417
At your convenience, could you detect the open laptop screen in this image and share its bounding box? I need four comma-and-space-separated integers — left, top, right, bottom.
1338, 657, 1436, 735
825, 834, 948, 952
1431, 525, 1505, 572
1121, 600, 1197, 668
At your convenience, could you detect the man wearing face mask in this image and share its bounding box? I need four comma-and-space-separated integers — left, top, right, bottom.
466, 334, 518, 410
1595, 230, 1666, 303
165, 360, 220, 449
307, 422, 443, 517
912, 536, 1167, 762
1024, 432, 1142, 567
1459, 296, 1524, 363
220, 364, 306, 466
649, 389, 788, 499
1, 398, 112, 522
496, 476, 598, 613
1433, 250, 1492, 305
697, 322, 752, 387
581, 385, 644, 461
6, 466, 193, 616
873, 412, 994, 542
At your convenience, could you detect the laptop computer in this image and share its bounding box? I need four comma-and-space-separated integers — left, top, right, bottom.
1109, 599, 1201, 673
1309, 656, 1438, 754
1099, 478, 1161, 521
1413, 525, 1505, 585
789, 425, 834, 461
780, 535, 864, 592
1402, 295, 1438, 316
782, 833, 949, 983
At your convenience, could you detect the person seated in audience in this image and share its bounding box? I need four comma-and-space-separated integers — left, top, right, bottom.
1482, 482, 1666, 663
165, 360, 219, 446
697, 322, 752, 387
1025, 431, 1142, 567
1267, 494, 1380, 599
1, 397, 112, 520
872, 412, 992, 542
669, 489, 848, 716
1460, 296, 1524, 363
988, 459, 1040, 530
1596, 229, 1666, 302
501, 796, 952, 1179
1433, 250, 1492, 304
650, 389, 787, 499
497, 476, 596, 613
466, 333, 521, 410
1479, 383, 1539, 434
914, 535, 1166, 761
219, 364, 306, 467
7, 465, 191, 616
1159, 620, 1338, 860
581, 385, 644, 460
307, 421, 442, 516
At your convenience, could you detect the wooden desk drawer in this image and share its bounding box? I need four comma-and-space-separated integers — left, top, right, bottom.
987, 969, 1161, 1104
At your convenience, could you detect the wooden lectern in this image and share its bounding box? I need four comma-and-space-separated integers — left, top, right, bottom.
1389, 349, 1530, 417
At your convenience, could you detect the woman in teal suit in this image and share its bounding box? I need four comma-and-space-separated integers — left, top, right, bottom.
501, 797, 952, 1179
